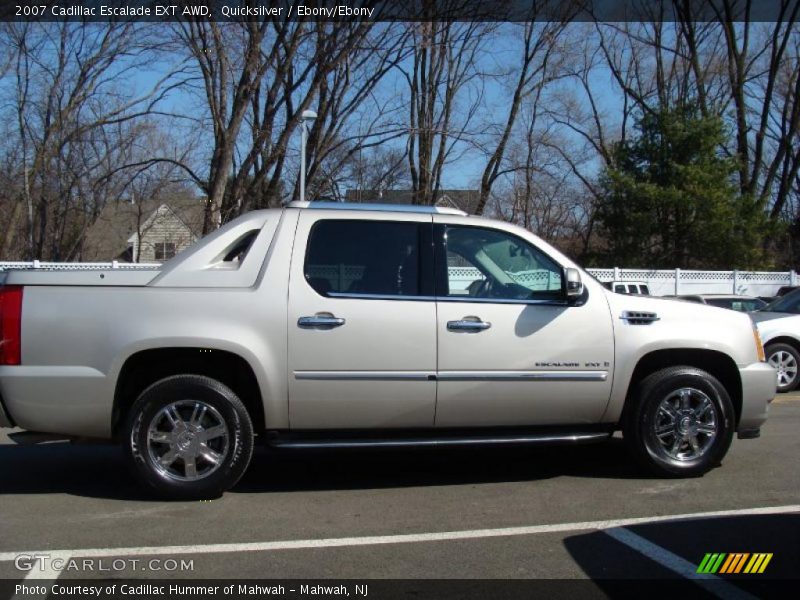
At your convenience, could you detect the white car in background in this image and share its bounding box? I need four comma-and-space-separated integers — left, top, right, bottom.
672, 294, 768, 313
752, 289, 800, 392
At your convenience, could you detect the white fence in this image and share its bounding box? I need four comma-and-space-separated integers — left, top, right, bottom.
447, 266, 796, 297
257, 264, 562, 294
1, 261, 796, 297
447, 267, 560, 293
585, 267, 797, 297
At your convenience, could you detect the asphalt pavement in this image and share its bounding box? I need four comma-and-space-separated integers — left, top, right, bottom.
0, 396, 798, 597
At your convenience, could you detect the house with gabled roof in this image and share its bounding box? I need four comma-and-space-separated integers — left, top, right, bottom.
82, 197, 205, 262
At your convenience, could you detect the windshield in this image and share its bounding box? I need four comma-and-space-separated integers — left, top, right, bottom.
762, 288, 800, 313
705, 297, 767, 312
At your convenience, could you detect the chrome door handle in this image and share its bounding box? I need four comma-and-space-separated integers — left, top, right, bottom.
447, 319, 491, 332
298, 315, 346, 328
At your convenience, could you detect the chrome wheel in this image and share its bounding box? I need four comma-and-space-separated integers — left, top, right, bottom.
768, 350, 797, 389
653, 388, 718, 461
146, 400, 229, 482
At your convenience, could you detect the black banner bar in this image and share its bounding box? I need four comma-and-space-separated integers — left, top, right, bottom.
3, 578, 800, 600
1, 0, 797, 23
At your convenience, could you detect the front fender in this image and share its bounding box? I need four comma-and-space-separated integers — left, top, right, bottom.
601, 293, 759, 424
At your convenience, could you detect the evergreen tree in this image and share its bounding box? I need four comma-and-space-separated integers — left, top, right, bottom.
595, 105, 772, 269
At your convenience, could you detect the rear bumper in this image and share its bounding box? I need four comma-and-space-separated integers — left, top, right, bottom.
0, 365, 111, 437
737, 362, 776, 434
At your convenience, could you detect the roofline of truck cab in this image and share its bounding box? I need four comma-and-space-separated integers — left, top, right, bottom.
285, 201, 468, 216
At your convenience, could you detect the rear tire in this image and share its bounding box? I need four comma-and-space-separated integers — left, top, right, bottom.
123, 374, 254, 499
765, 343, 800, 392
623, 366, 734, 477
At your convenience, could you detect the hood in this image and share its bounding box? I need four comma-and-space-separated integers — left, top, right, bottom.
602, 289, 753, 327
750, 311, 800, 343
750, 311, 794, 324
598, 287, 761, 366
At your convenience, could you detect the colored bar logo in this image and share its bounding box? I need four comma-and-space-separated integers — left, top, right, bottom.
697, 553, 773, 574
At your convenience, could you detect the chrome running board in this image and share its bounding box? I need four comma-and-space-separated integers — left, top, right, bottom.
268, 431, 610, 449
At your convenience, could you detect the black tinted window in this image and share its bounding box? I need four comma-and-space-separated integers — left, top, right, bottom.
305, 220, 421, 297
764, 288, 800, 313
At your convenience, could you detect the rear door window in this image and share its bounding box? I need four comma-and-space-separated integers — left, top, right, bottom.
304, 220, 425, 297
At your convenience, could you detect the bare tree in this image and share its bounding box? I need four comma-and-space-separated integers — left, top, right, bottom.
488, 85, 596, 260
320, 145, 410, 201
537, 23, 624, 253
709, 0, 800, 216
174, 17, 379, 229
295, 23, 412, 202
588, 3, 800, 220
475, 14, 574, 215
0, 22, 187, 260
402, 19, 490, 205
175, 19, 271, 231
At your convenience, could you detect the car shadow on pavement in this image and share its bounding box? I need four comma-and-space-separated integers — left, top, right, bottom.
563, 513, 799, 596
234, 438, 654, 494
0, 437, 656, 500
0, 442, 153, 500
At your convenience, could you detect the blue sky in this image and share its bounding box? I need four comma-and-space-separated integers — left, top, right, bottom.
125, 22, 626, 195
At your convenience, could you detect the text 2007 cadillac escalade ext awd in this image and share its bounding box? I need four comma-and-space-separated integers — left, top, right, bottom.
0, 202, 775, 498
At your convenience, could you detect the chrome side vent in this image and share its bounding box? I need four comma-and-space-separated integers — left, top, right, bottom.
620, 311, 660, 325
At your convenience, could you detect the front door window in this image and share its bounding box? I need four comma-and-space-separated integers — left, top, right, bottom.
443, 226, 563, 301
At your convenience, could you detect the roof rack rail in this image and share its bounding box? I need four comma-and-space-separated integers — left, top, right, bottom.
286, 201, 467, 216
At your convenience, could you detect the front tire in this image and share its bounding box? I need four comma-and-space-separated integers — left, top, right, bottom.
124, 375, 254, 499
623, 366, 734, 477
765, 343, 800, 392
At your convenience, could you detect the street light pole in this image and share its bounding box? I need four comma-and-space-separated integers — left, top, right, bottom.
300, 110, 317, 203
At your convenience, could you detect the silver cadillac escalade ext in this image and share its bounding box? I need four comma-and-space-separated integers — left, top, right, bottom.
0, 202, 776, 498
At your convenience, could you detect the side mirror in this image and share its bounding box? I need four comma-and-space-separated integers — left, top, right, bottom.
565, 268, 584, 298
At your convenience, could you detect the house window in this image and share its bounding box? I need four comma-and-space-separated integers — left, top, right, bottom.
155, 242, 176, 260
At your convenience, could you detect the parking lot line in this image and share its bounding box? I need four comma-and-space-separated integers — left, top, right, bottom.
0, 504, 797, 563
9, 551, 72, 600
16, 550, 70, 580
605, 527, 756, 600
